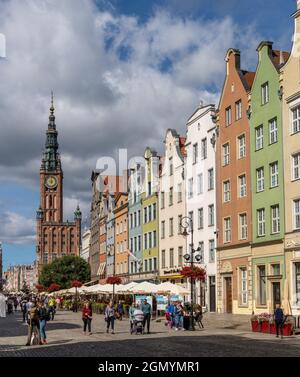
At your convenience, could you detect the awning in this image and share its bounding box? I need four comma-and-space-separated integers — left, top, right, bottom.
97, 262, 106, 276
159, 275, 183, 279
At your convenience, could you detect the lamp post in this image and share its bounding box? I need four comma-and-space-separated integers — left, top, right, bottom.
180, 216, 202, 331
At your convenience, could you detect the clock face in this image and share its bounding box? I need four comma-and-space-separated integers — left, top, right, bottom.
45, 176, 58, 189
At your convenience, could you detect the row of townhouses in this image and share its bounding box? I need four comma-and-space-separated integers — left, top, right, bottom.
83, 3, 300, 315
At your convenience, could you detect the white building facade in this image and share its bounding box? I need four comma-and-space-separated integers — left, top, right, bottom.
159, 129, 187, 284
185, 104, 217, 311
81, 228, 91, 262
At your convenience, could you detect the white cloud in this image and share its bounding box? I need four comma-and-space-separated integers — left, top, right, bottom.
0, 0, 262, 244
0, 211, 35, 244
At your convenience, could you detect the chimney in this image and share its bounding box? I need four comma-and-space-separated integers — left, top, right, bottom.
225, 48, 241, 75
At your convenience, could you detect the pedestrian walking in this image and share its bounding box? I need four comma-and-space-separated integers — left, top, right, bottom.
141, 299, 151, 334
129, 303, 137, 331
274, 303, 285, 339
117, 300, 124, 320
38, 301, 50, 344
14, 297, 18, 312
175, 302, 184, 331
21, 299, 28, 323
105, 301, 115, 334
26, 301, 42, 346
82, 302, 93, 335
165, 302, 176, 329
48, 296, 56, 320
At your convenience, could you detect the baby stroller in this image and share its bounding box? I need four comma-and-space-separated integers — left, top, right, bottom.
130, 309, 145, 335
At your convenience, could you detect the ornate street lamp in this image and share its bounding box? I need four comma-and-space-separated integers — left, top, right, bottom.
180, 216, 203, 331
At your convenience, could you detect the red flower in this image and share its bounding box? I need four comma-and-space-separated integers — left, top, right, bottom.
48, 283, 61, 293
106, 276, 122, 285
180, 266, 206, 281
71, 280, 82, 288
36, 284, 45, 293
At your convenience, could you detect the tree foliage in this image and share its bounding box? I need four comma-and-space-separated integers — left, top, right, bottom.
39, 255, 91, 289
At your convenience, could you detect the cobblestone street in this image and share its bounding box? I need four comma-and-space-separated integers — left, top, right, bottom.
1, 310, 300, 357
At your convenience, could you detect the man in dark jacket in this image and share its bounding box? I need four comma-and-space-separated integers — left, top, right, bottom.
274, 303, 285, 339
141, 299, 151, 334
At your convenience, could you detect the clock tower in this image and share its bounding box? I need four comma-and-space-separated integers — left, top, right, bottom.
36, 94, 82, 274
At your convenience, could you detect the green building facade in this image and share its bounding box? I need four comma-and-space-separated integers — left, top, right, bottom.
249, 41, 289, 312
141, 147, 160, 282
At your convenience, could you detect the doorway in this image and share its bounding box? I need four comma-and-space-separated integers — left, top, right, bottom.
209, 276, 216, 312
224, 277, 232, 313
272, 282, 281, 309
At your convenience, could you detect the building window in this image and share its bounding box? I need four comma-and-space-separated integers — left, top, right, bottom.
148, 205, 152, 222
208, 169, 214, 190
209, 239, 215, 263
235, 100, 242, 120
240, 267, 248, 305
134, 237, 137, 253
223, 180, 231, 203
169, 187, 173, 206
169, 157, 173, 176
270, 162, 279, 188
177, 183, 182, 203
256, 167, 264, 192
225, 106, 232, 126
161, 221, 165, 239
169, 248, 174, 268
208, 205, 214, 226
258, 265, 267, 305
239, 213, 248, 240
257, 208, 266, 236
238, 134, 246, 159
149, 258, 152, 272
294, 199, 300, 230
193, 143, 198, 164
292, 105, 300, 134
169, 218, 174, 237
255, 125, 264, 150
153, 257, 157, 271
292, 153, 300, 181
239, 175, 246, 198
198, 208, 204, 230
223, 143, 230, 166
178, 247, 183, 267
178, 215, 183, 235
130, 214, 133, 229
269, 118, 278, 144
138, 235, 141, 251
162, 250, 166, 268
271, 205, 280, 234
295, 262, 300, 304
144, 260, 148, 272
201, 138, 207, 159
134, 212, 137, 228
144, 207, 147, 224
144, 233, 148, 249
197, 173, 203, 195
148, 232, 152, 249
161, 192, 165, 209
224, 217, 231, 243
261, 82, 269, 105
130, 238, 133, 252
198, 242, 204, 262
188, 178, 193, 199
153, 203, 157, 220
272, 264, 280, 276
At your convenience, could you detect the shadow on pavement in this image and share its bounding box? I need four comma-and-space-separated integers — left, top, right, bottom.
1, 334, 300, 357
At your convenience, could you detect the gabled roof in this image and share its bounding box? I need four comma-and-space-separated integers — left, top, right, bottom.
272, 50, 290, 71
240, 70, 255, 91
179, 137, 187, 157
186, 104, 215, 125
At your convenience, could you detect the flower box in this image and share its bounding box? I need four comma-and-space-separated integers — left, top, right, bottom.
260, 321, 269, 333
251, 320, 260, 332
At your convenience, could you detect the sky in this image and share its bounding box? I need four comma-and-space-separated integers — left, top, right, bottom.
0, 0, 296, 270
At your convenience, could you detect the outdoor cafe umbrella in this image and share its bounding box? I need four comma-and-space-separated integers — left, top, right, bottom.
127, 281, 159, 294
155, 281, 189, 296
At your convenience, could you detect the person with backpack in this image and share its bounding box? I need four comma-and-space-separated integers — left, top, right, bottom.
38, 301, 50, 344
82, 301, 93, 335
26, 301, 42, 346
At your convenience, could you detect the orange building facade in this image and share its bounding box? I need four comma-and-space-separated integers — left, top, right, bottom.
216, 49, 254, 314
